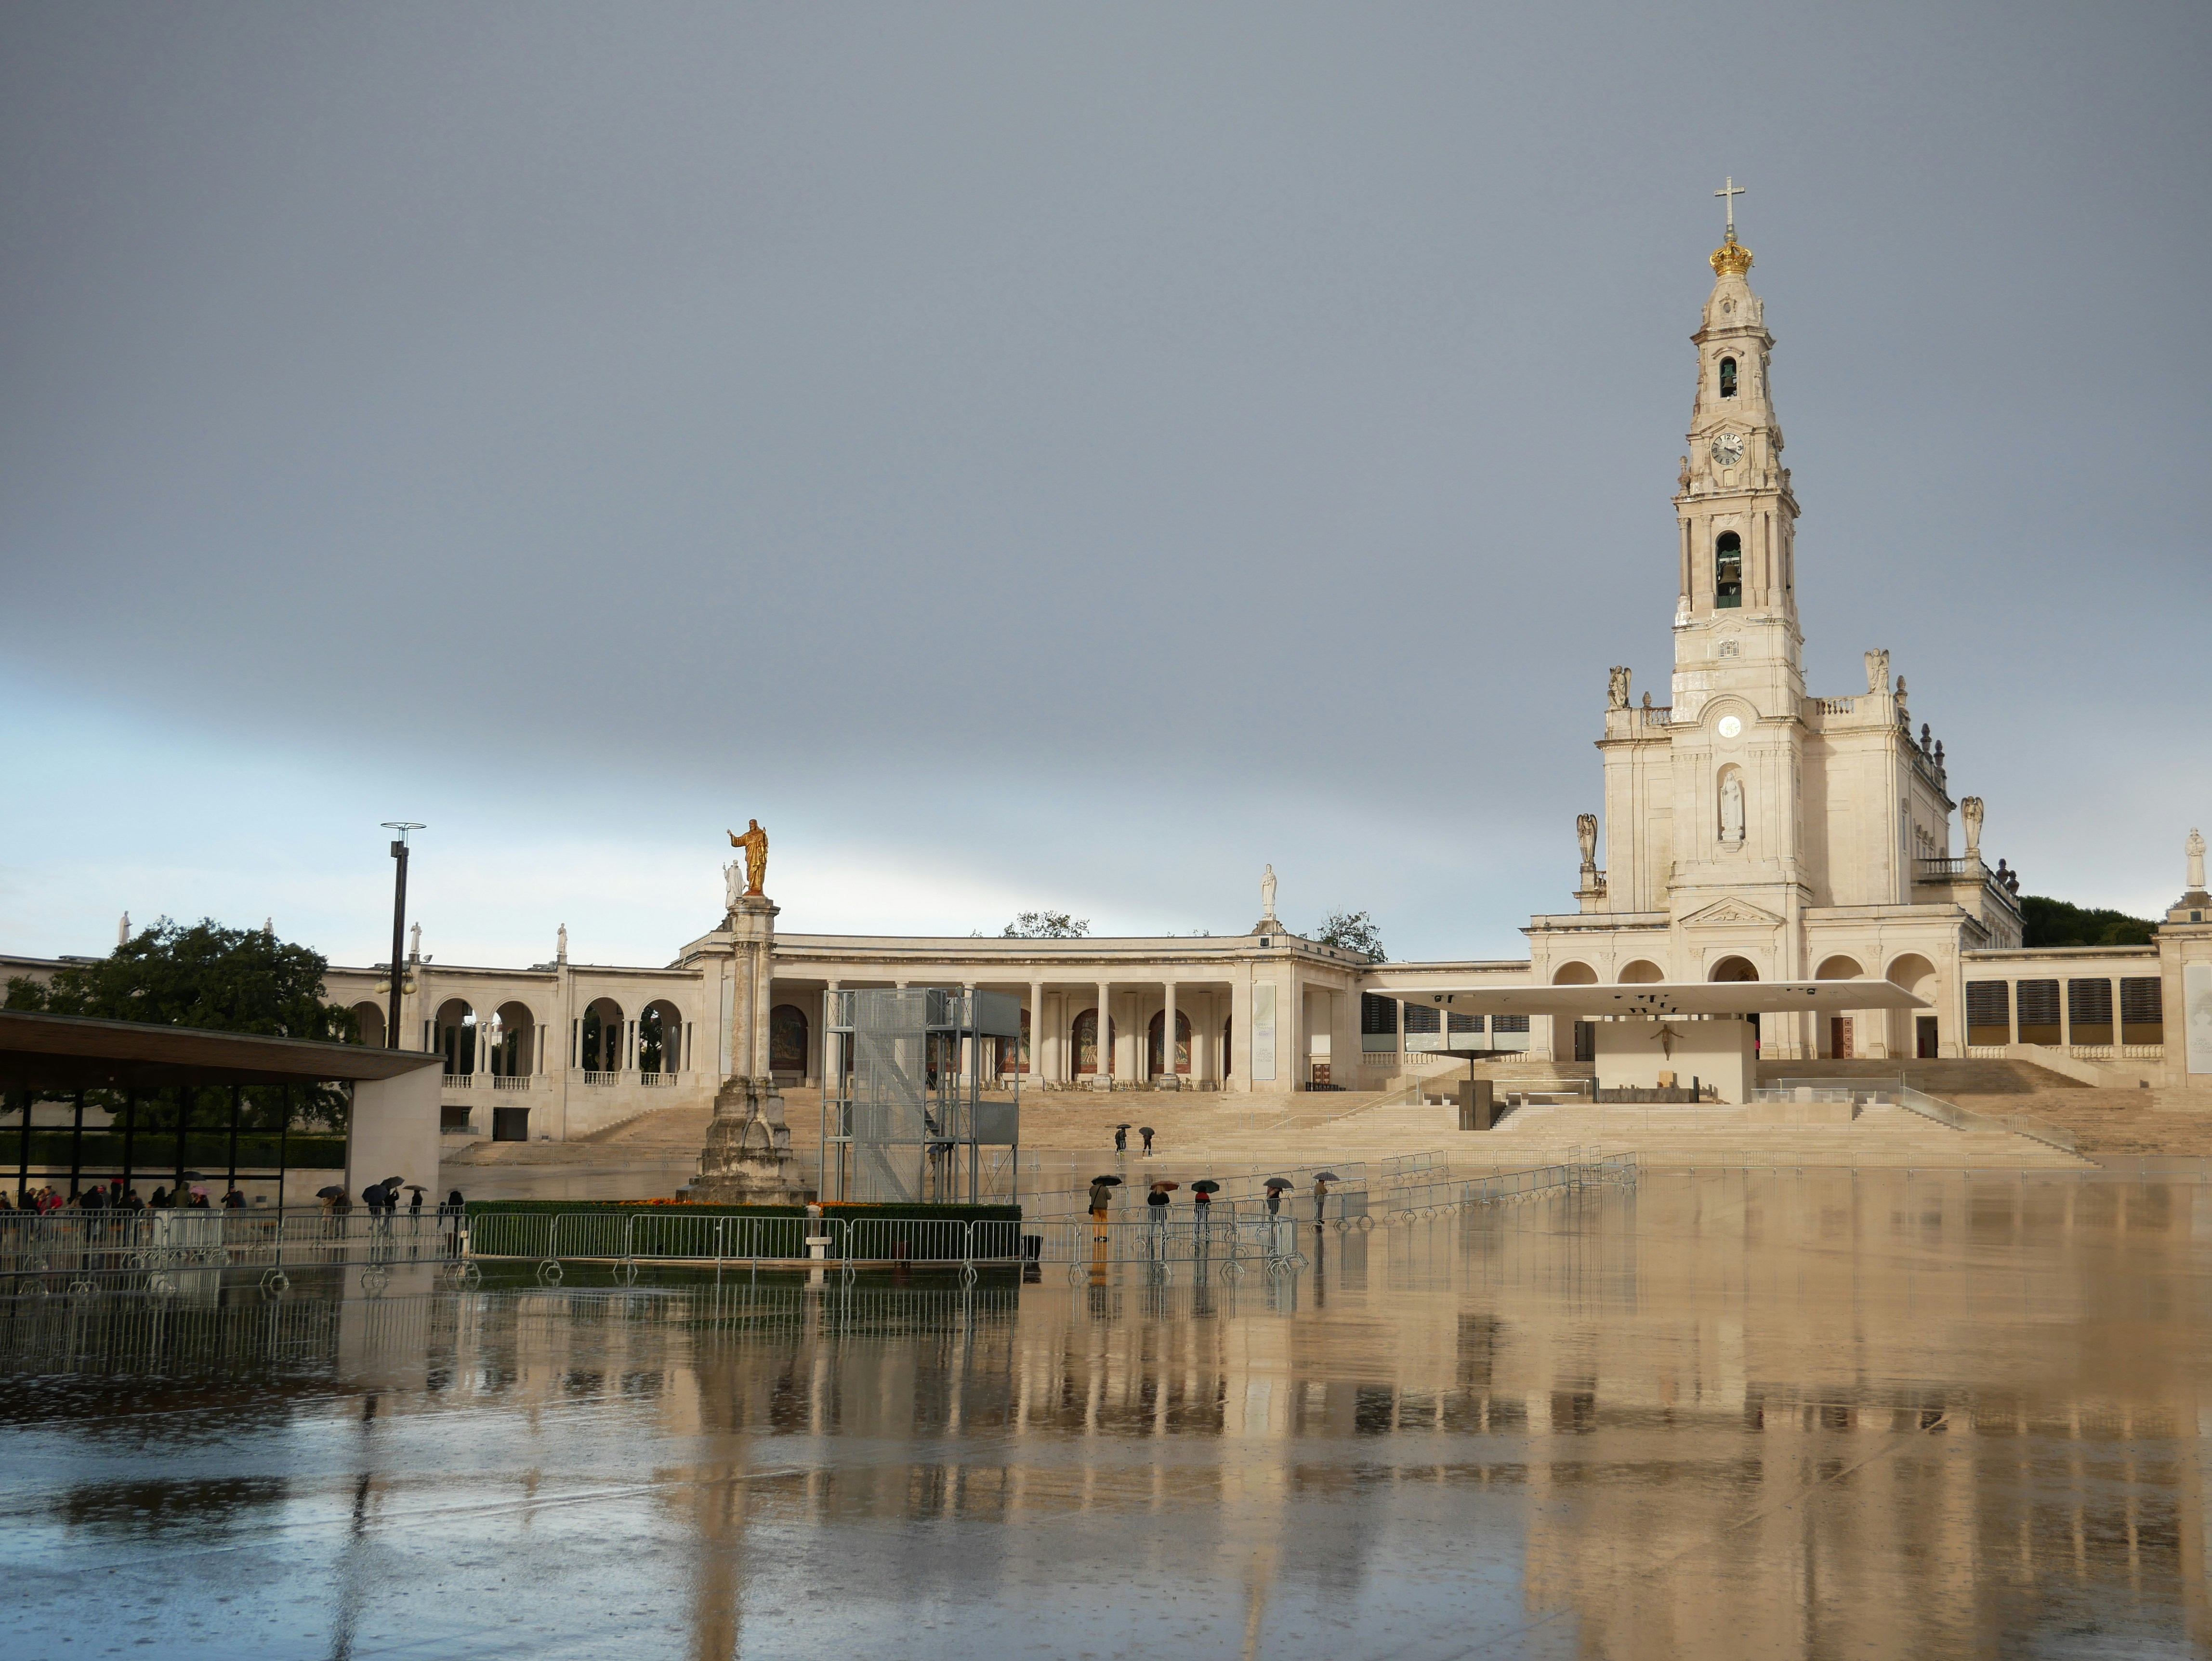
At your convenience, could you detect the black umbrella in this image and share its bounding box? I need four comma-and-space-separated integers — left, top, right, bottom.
1190, 1180, 1222, 1194
381, 1176, 404, 1189
402, 1185, 428, 1195
1312, 1171, 1342, 1183
1091, 1174, 1124, 1186
1139, 1126, 1155, 1135
1263, 1178, 1295, 1191
315, 1186, 346, 1200
1116, 1123, 1132, 1130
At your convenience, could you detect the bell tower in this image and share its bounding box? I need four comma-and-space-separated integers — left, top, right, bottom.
1670, 181, 1803, 726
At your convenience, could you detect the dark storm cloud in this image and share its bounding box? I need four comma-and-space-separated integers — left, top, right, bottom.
2, 1, 2206, 960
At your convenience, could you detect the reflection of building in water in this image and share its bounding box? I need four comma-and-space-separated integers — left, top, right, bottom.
12, 1184, 2210, 1655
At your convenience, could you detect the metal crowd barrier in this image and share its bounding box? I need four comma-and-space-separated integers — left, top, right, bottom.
0, 1207, 468, 1298
1027, 1215, 1308, 1282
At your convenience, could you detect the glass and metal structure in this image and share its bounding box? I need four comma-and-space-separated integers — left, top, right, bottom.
820, 988, 1022, 1204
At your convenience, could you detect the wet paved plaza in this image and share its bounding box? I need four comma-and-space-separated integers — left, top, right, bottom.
5, 1171, 2211, 1659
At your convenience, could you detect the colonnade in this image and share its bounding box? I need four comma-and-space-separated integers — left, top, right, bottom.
796, 973, 1357, 1092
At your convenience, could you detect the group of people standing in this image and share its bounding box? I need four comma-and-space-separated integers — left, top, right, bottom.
2, 1180, 248, 1213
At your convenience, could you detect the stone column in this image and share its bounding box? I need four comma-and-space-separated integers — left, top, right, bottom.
1028, 979, 1044, 1087
960, 981, 976, 1086
1096, 978, 1112, 1090
823, 979, 841, 1092
1161, 981, 1180, 1089
686, 894, 801, 1202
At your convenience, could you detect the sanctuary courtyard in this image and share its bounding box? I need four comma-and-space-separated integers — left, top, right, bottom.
269, 220, 2210, 1150
10, 218, 2208, 1172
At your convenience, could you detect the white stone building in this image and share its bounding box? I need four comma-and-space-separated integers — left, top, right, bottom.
11, 215, 2209, 1132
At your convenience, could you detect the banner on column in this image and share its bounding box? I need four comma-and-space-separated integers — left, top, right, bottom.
2187, 963, 2212, 1075
1252, 983, 1277, 1081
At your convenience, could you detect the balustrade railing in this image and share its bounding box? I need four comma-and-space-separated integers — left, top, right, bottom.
580, 1070, 620, 1087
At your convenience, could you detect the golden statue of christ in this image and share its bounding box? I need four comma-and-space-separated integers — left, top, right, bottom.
727, 820, 769, 898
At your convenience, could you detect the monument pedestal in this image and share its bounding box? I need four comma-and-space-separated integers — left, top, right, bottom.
684, 1075, 805, 1204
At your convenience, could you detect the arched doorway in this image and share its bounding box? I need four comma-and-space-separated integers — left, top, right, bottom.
1815, 956, 1863, 1058
1618, 961, 1664, 984
1887, 953, 1940, 1058
1708, 956, 1760, 1056
1552, 962, 1599, 985
1147, 1009, 1192, 1077
769, 1004, 808, 1079
1071, 1009, 1116, 1077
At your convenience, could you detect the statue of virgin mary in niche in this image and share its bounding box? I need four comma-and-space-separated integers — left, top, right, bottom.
1719, 772, 1746, 845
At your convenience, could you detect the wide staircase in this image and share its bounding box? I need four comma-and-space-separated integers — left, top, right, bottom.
539, 1060, 2133, 1173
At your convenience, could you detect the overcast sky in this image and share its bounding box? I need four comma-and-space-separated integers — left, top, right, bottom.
3, 1, 2206, 970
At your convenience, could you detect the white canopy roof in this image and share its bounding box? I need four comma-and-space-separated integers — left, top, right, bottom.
1367, 979, 1928, 1018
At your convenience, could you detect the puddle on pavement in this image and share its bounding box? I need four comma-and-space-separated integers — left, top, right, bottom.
2, 1170, 2207, 1659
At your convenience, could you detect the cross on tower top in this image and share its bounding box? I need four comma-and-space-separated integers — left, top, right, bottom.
1714, 176, 1746, 237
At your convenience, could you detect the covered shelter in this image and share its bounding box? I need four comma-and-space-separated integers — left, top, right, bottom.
0, 1010, 442, 1201
1359, 978, 1930, 1101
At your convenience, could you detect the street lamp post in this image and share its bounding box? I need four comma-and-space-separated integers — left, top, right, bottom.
380, 823, 424, 1051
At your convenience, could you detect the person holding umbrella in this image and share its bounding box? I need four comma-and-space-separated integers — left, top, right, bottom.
1146, 1180, 1175, 1237
1312, 1172, 1339, 1228
1139, 1126, 1155, 1158
1088, 1174, 1121, 1240
1190, 1179, 1220, 1231
1114, 1124, 1129, 1155
1263, 1177, 1292, 1218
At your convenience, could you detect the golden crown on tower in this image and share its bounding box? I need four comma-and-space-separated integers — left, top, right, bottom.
1710, 228, 1754, 278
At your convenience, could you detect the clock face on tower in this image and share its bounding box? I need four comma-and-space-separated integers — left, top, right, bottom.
1710, 431, 1746, 467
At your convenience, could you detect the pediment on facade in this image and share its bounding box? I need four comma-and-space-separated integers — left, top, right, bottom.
1681, 897, 1785, 930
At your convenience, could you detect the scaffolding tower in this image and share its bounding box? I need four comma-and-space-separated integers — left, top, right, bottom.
821, 987, 1022, 1204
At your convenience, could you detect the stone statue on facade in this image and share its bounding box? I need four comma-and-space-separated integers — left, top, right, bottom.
1961, 796, 1984, 859
723, 859, 747, 913
555, 923, 567, 964
1607, 666, 1632, 711
1864, 649, 1889, 695
1719, 773, 1746, 844
1576, 812, 1598, 870
727, 820, 769, 898
2189, 828, 2207, 893
1260, 864, 1277, 922
408, 922, 421, 961
1677, 456, 1693, 494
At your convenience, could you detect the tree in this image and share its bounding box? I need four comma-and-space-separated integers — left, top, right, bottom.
2019, 896, 2158, 949
5, 917, 356, 1127
1313, 909, 1386, 963
1000, 910, 1090, 939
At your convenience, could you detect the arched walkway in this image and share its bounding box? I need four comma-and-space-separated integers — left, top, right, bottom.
489, 1001, 536, 1076
580, 998, 625, 1074
1618, 960, 1665, 984
434, 999, 475, 1076
1552, 962, 1599, 985
351, 1001, 387, 1048
642, 1000, 686, 1076
1709, 956, 1759, 982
